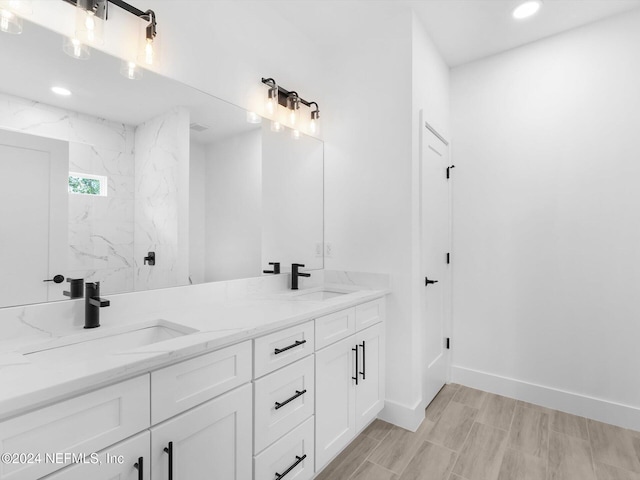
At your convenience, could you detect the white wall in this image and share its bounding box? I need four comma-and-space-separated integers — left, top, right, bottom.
451, 10, 640, 429
204, 129, 262, 282
189, 140, 206, 284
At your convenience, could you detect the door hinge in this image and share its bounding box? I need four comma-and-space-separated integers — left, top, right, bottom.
446, 338, 450, 349
446, 165, 455, 179
446, 252, 450, 264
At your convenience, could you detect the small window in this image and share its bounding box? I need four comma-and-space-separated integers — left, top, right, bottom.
68, 172, 107, 196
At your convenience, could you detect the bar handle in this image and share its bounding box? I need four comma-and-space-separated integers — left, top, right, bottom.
163, 442, 173, 480
133, 457, 143, 480
275, 454, 307, 480
274, 339, 306, 355
359, 340, 366, 380
275, 389, 307, 410
352, 345, 358, 385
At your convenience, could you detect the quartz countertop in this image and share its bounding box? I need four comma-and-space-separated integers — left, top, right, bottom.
0, 284, 389, 421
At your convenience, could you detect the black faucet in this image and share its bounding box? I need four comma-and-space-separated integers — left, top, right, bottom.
85, 282, 110, 329
63, 278, 84, 299
263, 262, 281, 274
291, 263, 311, 290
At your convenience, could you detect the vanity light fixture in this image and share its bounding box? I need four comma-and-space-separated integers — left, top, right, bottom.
0, 0, 32, 34
261, 77, 321, 136
512, 0, 542, 20
61, 0, 158, 79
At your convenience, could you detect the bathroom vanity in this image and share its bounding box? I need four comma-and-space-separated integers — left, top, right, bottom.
0, 284, 387, 480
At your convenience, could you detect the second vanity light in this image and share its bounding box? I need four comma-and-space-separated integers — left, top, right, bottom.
261, 77, 320, 138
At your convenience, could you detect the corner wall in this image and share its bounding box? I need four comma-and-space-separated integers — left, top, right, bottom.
450, 10, 640, 430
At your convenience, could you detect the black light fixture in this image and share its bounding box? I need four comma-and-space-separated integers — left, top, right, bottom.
62, 0, 158, 78
261, 77, 320, 136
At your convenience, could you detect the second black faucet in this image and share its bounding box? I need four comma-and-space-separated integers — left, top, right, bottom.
291, 263, 311, 290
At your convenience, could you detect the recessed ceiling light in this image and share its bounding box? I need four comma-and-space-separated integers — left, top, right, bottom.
51, 86, 72, 96
513, 1, 541, 20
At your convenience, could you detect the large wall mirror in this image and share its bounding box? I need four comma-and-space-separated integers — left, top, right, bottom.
0, 20, 323, 309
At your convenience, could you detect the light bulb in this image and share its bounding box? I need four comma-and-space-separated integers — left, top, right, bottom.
309, 108, 320, 135
271, 121, 283, 133
265, 85, 278, 117
287, 95, 300, 127
144, 38, 154, 65
74, 2, 104, 45
63, 37, 90, 60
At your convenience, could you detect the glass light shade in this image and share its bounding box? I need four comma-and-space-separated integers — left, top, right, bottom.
271, 120, 283, 133
120, 61, 143, 80
265, 84, 278, 117
246, 111, 262, 124
287, 96, 300, 127
63, 37, 90, 60
0, 8, 20, 33
309, 110, 320, 135
75, 2, 104, 45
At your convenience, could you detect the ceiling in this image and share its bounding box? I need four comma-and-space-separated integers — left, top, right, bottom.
408, 0, 640, 66
268, 0, 640, 67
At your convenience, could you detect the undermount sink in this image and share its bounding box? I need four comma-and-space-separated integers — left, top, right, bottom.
292, 289, 349, 301
22, 320, 198, 364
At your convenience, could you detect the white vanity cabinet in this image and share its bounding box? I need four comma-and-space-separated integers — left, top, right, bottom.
315, 299, 385, 471
252, 321, 315, 480
150, 383, 252, 480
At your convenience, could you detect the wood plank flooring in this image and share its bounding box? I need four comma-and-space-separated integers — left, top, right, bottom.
315, 384, 640, 480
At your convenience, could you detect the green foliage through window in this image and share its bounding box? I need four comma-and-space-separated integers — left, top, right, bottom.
68, 173, 106, 196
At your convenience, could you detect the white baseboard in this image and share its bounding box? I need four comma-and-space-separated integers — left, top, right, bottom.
379, 398, 425, 432
451, 365, 640, 431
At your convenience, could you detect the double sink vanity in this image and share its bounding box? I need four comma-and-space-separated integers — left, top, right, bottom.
0, 280, 388, 480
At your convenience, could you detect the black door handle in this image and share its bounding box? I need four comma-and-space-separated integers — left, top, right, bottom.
133, 457, 143, 480
275, 389, 307, 410
359, 341, 366, 380
425, 277, 439, 286
163, 442, 173, 480
275, 454, 307, 479
43, 275, 65, 283
352, 345, 359, 385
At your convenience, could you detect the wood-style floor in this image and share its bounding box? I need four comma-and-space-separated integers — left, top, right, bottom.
315, 384, 640, 480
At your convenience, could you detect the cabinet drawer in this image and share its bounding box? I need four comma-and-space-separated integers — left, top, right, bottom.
254, 416, 315, 480
315, 307, 356, 349
151, 340, 251, 424
42, 431, 150, 480
0, 375, 150, 480
355, 298, 385, 331
254, 355, 314, 453
254, 322, 314, 378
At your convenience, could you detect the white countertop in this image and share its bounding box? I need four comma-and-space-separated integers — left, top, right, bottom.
0, 285, 389, 421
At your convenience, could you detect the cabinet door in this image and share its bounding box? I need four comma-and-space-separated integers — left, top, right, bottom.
315, 336, 356, 470
355, 323, 385, 432
42, 432, 150, 480
150, 383, 252, 480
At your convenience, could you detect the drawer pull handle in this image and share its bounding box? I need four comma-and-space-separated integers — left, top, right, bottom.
275, 454, 307, 479
274, 339, 306, 355
352, 345, 359, 385
360, 340, 366, 380
163, 442, 173, 480
133, 457, 143, 480
275, 389, 307, 410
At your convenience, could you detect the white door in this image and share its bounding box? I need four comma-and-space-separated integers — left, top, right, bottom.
150, 383, 252, 480
420, 116, 451, 407
315, 336, 356, 470
354, 323, 385, 432
0, 129, 68, 306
